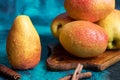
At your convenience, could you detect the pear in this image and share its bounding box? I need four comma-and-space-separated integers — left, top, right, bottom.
59, 21, 108, 58
51, 13, 74, 39
64, 0, 115, 22
97, 9, 120, 49
6, 15, 41, 70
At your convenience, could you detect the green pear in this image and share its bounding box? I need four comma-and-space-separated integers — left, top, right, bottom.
97, 9, 120, 49
6, 15, 41, 70
51, 13, 74, 39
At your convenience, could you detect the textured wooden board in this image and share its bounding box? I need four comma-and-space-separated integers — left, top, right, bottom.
47, 43, 120, 71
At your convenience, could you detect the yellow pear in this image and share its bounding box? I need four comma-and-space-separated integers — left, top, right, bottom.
6, 15, 41, 70
97, 9, 120, 49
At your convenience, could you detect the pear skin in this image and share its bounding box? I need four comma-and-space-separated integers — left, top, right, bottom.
59, 21, 108, 58
6, 15, 41, 70
64, 0, 115, 22
97, 9, 120, 49
51, 13, 74, 39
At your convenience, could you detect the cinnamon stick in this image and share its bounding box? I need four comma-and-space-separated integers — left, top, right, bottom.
76, 72, 92, 79
71, 64, 83, 80
60, 75, 72, 80
59, 63, 92, 80
0, 64, 21, 80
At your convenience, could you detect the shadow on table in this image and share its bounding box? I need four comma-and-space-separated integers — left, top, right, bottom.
40, 34, 58, 61
107, 62, 120, 80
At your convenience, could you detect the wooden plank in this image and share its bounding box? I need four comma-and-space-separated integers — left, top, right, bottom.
47, 43, 120, 71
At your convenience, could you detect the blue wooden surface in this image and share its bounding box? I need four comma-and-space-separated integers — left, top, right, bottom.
0, 0, 120, 80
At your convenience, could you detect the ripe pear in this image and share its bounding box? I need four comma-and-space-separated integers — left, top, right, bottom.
97, 9, 120, 49
59, 21, 108, 58
51, 13, 74, 39
64, 0, 115, 22
6, 15, 41, 70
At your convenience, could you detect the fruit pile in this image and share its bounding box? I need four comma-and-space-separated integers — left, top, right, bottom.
51, 0, 120, 58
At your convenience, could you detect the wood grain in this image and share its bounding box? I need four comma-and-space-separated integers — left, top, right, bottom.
47, 43, 120, 71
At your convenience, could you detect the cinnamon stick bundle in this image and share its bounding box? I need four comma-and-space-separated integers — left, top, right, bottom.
0, 64, 21, 80
59, 64, 92, 80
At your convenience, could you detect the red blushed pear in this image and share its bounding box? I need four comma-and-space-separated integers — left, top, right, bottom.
59, 21, 108, 58
51, 13, 74, 39
6, 15, 41, 70
64, 0, 115, 22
